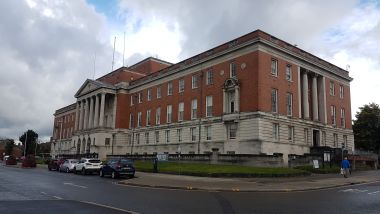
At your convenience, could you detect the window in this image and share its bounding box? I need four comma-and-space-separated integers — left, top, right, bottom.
178, 102, 184, 121
339, 85, 344, 99
230, 62, 236, 78
331, 105, 336, 125
179, 79, 185, 92
286, 65, 292, 81
147, 89, 152, 101
137, 112, 142, 127
273, 123, 279, 141
157, 86, 161, 98
138, 93, 143, 103
156, 108, 161, 125
167, 82, 173, 95
330, 81, 335, 96
271, 89, 278, 113
271, 59, 278, 76
205, 126, 211, 141
206, 96, 213, 117
343, 135, 347, 148
192, 75, 198, 89
146, 110, 151, 126
165, 130, 170, 143
130, 95, 134, 106
155, 131, 159, 143
333, 133, 338, 147
341, 108, 346, 128
128, 134, 132, 144
286, 92, 293, 116
190, 127, 197, 142
206, 69, 213, 85
105, 138, 110, 146
191, 99, 197, 119
304, 128, 309, 144
322, 131, 326, 146
228, 123, 237, 139
136, 133, 140, 144
288, 126, 294, 142
145, 132, 149, 144
166, 105, 172, 123
177, 129, 182, 142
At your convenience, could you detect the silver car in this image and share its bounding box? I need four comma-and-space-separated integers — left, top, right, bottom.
59, 159, 78, 173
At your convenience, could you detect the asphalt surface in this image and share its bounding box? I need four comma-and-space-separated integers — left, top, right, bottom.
1, 164, 380, 214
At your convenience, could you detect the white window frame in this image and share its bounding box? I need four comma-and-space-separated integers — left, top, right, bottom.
339, 85, 344, 99
147, 89, 152, 101
206, 69, 213, 85
205, 126, 211, 141
166, 105, 172, 123
271, 59, 278, 77
130, 95, 134, 106
286, 65, 292, 81
330, 81, 335, 96
230, 62, 236, 78
304, 128, 309, 144
179, 79, 185, 93
228, 123, 237, 139
157, 86, 161, 99
138, 92, 142, 103
155, 131, 159, 144
166, 130, 170, 143
273, 123, 279, 141
271, 88, 278, 113
206, 95, 213, 117
129, 113, 134, 128
137, 112, 142, 127
192, 75, 198, 89
156, 107, 161, 125
190, 127, 197, 142
286, 92, 293, 116
341, 108, 346, 128
177, 129, 182, 142
146, 109, 151, 126
145, 132, 149, 144
191, 99, 197, 119
288, 126, 294, 142
333, 133, 338, 147
178, 102, 184, 121
331, 105, 336, 125
136, 133, 140, 144
167, 82, 173, 96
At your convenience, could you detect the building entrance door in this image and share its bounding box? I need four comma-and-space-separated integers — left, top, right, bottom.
313, 129, 320, 147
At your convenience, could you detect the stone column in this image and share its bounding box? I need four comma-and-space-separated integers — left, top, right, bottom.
312, 74, 319, 121
318, 76, 327, 124
83, 99, 88, 130
94, 94, 99, 128
79, 100, 84, 130
99, 93, 106, 127
75, 101, 79, 131
298, 66, 302, 118
88, 96, 94, 129
222, 89, 227, 114
234, 86, 240, 112
302, 71, 310, 119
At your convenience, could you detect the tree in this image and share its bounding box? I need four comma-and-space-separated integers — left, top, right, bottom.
4, 139, 15, 155
353, 103, 380, 153
19, 130, 39, 156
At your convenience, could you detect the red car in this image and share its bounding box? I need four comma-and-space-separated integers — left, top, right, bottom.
48, 158, 65, 171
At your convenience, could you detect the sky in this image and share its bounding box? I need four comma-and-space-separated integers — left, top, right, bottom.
0, 0, 379, 142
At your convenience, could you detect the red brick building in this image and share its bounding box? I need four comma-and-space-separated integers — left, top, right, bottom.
51, 30, 354, 163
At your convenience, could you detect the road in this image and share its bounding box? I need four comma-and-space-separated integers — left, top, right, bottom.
0, 164, 379, 214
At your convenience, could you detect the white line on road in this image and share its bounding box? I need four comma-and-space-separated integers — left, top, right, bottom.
368, 191, 380, 195
79, 201, 139, 214
63, 182, 88, 189
53, 196, 63, 200
339, 188, 368, 193
40, 192, 47, 195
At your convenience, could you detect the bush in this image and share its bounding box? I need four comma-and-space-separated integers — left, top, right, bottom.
22, 155, 37, 168
5, 156, 17, 165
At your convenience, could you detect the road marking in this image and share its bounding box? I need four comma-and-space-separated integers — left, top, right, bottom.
40, 192, 47, 195
63, 182, 88, 189
53, 196, 63, 200
79, 200, 139, 214
368, 191, 380, 195
339, 189, 368, 193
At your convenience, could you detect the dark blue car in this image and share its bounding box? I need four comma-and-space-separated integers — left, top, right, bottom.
99, 158, 135, 179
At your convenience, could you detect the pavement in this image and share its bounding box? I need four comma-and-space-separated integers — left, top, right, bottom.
119, 169, 380, 192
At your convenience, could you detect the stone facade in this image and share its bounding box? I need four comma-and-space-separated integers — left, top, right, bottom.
51, 29, 354, 165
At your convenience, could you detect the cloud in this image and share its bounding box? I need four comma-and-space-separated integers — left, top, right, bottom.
0, 0, 113, 140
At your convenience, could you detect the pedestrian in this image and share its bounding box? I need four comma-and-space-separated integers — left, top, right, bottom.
341, 157, 351, 178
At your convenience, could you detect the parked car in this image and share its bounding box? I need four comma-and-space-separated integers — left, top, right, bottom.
100, 158, 135, 179
48, 158, 65, 171
73, 158, 102, 175
59, 159, 78, 173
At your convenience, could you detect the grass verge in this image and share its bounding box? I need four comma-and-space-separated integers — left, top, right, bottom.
134, 161, 310, 177
294, 165, 340, 174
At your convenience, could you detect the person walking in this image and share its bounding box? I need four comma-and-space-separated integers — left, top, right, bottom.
341, 157, 351, 178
